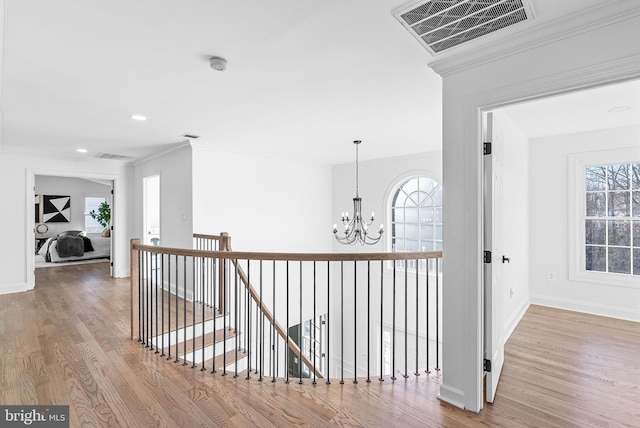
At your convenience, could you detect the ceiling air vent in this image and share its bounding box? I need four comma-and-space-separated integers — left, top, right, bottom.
181, 133, 200, 139
393, 0, 533, 55
96, 153, 134, 161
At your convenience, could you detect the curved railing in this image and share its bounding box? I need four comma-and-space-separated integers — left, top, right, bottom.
131, 233, 442, 384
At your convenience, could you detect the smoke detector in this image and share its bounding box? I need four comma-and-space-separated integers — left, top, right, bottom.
209, 56, 227, 71
393, 0, 533, 55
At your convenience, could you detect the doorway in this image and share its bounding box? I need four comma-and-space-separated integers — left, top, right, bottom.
29, 171, 118, 289
143, 174, 161, 246
481, 77, 640, 403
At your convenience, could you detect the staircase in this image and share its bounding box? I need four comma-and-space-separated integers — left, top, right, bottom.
148, 310, 248, 373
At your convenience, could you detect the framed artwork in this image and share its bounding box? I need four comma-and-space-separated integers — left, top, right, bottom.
42, 195, 71, 223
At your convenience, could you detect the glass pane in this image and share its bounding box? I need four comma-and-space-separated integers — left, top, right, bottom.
393, 190, 408, 208
84, 197, 106, 233
418, 177, 437, 193
634, 221, 640, 246
585, 246, 606, 272
435, 207, 443, 222
608, 220, 630, 246
405, 192, 419, 207
401, 178, 419, 196
633, 164, 640, 189
420, 224, 434, 240
392, 208, 404, 223
432, 187, 443, 206
420, 208, 435, 223
608, 164, 630, 190
608, 247, 631, 274
393, 223, 404, 240
586, 192, 606, 216
394, 239, 404, 252
435, 241, 443, 251
585, 220, 605, 245
436, 224, 443, 240
417, 191, 429, 206
405, 224, 419, 240
404, 208, 418, 223
585, 166, 606, 191
634, 248, 640, 276
420, 240, 435, 251
405, 239, 419, 252
633, 191, 640, 217
608, 192, 630, 217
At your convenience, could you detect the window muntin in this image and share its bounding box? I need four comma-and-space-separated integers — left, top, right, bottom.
391, 177, 443, 254
84, 196, 106, 233
584, 163, 640, 276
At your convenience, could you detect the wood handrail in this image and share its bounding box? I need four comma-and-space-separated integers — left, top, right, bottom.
133, 242, 442, 262
193, 233, 223, 241
222, 237, 325, 380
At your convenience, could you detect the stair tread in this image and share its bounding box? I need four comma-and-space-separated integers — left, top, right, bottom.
160, 327, 236, 354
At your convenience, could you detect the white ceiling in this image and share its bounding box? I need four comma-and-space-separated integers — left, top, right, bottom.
502, 79, 640, 140
1, 0, 634, 165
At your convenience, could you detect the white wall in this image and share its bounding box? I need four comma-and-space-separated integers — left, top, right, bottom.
191, 143, 333, 254
0, 151, 133, 294
191, 142, 333, 327
529, 126, 640, 321
34, 175, 112, 237
432, 6, 640, 412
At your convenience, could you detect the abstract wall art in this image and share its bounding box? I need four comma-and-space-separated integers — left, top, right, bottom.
42, 195, 71, 223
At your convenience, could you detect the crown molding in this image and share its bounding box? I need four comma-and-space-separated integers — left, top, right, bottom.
429, 0, 640, 77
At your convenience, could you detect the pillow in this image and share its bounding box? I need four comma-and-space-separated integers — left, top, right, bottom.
57, 230, 85, 237
82, 236, 94, 252
56, 235, 85, 257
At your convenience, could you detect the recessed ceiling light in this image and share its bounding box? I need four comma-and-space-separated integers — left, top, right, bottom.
608, 106, 631, 113
76, 148, 88, 153
130, 114, 147, 121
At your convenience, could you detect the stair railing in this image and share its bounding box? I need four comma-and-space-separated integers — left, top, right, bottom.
131, 233, 443, 384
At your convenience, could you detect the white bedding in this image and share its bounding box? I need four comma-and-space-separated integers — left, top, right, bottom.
38, 234, 111, 262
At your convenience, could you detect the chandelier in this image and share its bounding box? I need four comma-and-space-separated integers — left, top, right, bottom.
333, 140, 384, 245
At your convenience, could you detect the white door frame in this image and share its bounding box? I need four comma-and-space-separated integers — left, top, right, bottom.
26, 168, 120, 289
437, 54, 640, 412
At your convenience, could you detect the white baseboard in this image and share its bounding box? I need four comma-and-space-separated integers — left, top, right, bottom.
438, 384, 466, 410
0, 282, 29, 295
531, 294, 640, 322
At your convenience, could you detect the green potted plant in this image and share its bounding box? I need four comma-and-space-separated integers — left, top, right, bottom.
90, 201, 111, 237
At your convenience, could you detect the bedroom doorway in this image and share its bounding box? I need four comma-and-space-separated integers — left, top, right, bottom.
143, 174, 160, 246
31, 173, 116, 286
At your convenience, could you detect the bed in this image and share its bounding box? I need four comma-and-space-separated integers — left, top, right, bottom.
38, 231, 111, 263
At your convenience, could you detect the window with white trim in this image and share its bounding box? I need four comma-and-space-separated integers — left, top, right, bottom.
584, 163, 639, 275
84, 196, 106, 234
569, 148, 640, 287
390, 176, 443, 253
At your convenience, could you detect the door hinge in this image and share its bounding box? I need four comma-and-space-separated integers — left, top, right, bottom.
484, 359, 492, 372
483, 142, 492, 155
484, 250, 492, 264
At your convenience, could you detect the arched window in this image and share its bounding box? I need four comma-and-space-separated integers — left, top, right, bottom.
391, 177, 443, 253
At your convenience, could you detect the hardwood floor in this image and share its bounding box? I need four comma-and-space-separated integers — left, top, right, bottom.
1, 263, 638, 427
